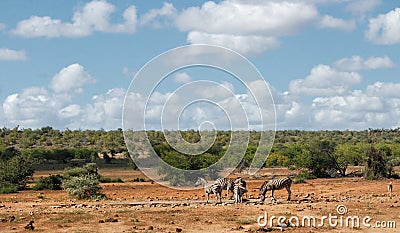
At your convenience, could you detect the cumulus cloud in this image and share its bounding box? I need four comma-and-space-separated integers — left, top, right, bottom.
140, 2, 177, 28
12, 0, 137, 38
0, 48, 27, 61
311, 91, 388, 129
175, 1, 318, 36
174, 0, 318, 55
318, 15, 356, 31
49, 64, 96, 94
187, 31, 279, 55
58, 104, 81, 119
79, 88, 126, 129
3, 87, 57, 128
334, 55, 394, 71
366, 8, 400, 44
173, 72, 192, 84
366, 82, 400, 98
289, 64, 361, 96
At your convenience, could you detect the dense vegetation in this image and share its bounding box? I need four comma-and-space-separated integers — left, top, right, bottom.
1, 126, 399, 187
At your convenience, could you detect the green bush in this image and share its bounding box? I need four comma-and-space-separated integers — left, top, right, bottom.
99, 177, 124, 183
33, 175, 63, 190
0, 149, 35, 190
0, 182, 18, 194
62, 174, 103, 199
293, 171, 316, 184
296, 170, 317, 180
132, 177, 145, 182
62, 163, 99, 179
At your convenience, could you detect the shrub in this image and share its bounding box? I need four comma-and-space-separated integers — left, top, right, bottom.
0, 149, 35, 191
99, 177, 124, 183
62, 174, 103, 199
132, 177, 145, 182
293, 171, 316, 184
296, 170, 317, 180
33, 174, 63, 190
0, 182, 18, 194
62, 163, 99, 179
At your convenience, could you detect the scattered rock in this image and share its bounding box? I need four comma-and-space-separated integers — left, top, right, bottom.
176, 228, 183, 232
24, 220, 34, 231
146, 226, 154, 230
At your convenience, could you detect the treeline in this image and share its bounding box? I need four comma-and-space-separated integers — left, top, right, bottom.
1, 127, 400, 184
0, 126, 126, 153
2, 127, 400, 151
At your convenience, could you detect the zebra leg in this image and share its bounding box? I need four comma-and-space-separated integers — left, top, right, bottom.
286, 186, 291, 201
271, 190, 276, 202
206, 193, 209, 203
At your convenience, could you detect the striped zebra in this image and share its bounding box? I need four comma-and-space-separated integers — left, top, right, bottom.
214, 177, 235, 199
233, 177, 247, 203
259, 177, 292, 202
195, 178, 222, 203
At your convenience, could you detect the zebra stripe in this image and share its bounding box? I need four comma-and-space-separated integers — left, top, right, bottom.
195, 178, 223, 203
214, 178, 235, 199
259, 177, 292, 202
233, 178, 247, 203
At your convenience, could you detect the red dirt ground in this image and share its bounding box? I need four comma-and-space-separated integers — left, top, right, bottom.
1, 168, 399, 232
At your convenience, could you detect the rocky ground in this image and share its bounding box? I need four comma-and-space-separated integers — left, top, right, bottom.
0, 169, 399, 232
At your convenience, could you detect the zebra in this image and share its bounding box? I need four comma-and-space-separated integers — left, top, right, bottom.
233, 177, 247, 203
214, 177, 235, 199
195, 177, 222, 203
259, 177, 292, 202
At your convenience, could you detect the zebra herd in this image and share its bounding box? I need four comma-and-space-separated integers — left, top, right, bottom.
195, 176, 292, 204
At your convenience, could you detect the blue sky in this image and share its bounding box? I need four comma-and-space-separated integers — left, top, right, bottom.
0, 0, 399, 130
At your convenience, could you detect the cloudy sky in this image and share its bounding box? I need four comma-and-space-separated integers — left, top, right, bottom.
0, 0, 399, 130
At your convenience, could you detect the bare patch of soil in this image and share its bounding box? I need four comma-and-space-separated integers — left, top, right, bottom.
1, 168, 399, 232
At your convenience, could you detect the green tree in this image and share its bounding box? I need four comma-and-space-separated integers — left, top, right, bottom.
0, 148, 36, 192
364, 145, 393, 180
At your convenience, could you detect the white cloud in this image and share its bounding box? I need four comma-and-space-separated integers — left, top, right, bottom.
79, 88, 126, 129
0, 48, 27, 61
311, 91, 388, 129
174, 0, 318, 55
140, 2, 177, 28
366, 82, 400, 98
289, 64, 361, 96
175, 1, 318, 36
49, 63, 96, 94
366, 8, 400, 44
58, 104, 81, 119
3, 87, 57, 128
318, 15, 356, 31
334, 55, 394, 71
187, 31, 279, 55
12, 0, 137, 38
0, 23, 5, 31
173, 72, 192, 84
346, 0, 382, 17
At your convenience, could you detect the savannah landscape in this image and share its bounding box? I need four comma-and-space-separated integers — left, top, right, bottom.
1, 168, 399, 232
1, 128, 400, 232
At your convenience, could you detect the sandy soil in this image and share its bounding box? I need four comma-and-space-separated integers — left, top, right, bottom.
1, 168, 399, 232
